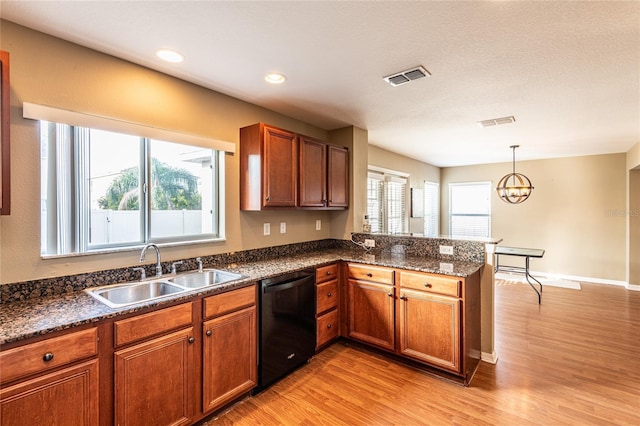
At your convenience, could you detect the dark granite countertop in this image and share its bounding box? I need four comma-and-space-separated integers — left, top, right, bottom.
0, 248, 483, 345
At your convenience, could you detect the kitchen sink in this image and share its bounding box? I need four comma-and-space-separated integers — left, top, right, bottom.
168, 269, 244, 289
86, 280, 186, 308
86, 268, 245, 308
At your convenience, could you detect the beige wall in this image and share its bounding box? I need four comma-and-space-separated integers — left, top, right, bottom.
627, 143, 640, 286
0, 21, 356, 284
368, 145, 441, 234
442, 154, 628, 282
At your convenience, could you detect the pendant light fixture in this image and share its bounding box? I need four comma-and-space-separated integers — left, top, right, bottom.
496, 145, 534, 204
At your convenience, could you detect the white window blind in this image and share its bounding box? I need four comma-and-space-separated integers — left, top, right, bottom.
449, 182, 491, 237
423, 181, 439, 237
367, 168, 408, 234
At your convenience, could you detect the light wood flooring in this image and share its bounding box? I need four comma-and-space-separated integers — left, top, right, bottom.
205, 281, 640, 425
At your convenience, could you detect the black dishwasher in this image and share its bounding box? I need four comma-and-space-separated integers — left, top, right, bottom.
255, 268, 315, 393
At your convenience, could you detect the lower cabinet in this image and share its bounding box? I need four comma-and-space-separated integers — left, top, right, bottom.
0, 360, 99, 426
202, 285, 257, 414
114, 327, 194, 426
315, 264, 340, 349
347, 279, 395, 351
346, 263, 481, 384
0, 327, 99, 426
398, 289, 461, 372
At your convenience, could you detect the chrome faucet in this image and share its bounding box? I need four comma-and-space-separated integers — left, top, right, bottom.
140, 243, 162, 278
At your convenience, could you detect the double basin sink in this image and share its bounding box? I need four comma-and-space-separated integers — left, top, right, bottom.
86, 269, 245, 308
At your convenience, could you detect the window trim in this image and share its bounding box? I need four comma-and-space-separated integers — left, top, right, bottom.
39, 121, 227, 258
367, 166, 409, 234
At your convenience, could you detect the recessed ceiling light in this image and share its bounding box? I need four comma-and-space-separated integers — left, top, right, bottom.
265, 72, 287, 84
156, 49, 184, 63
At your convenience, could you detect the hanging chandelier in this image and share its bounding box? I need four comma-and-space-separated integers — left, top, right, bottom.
496, 145, 534, 204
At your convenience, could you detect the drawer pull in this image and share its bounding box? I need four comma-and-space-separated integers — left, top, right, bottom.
206, 330, 212, 337
366, 273, 373, 277
424, 282, 432, 288
327, 292, 332, 297
326, 271, 332, 275
188, 337, 195, 344
42, 352, 54, 362
387, 291, 393, 297
327, 323, 332, 329
399, 295, 406, 300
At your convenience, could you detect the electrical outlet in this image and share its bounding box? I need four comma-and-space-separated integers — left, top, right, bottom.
439, 262, 454, 273
263, 223, 270, 236
364, 239, 375, 248
280, 222, 286, 233
315, 219, 322, 231
439, 245, 454, 255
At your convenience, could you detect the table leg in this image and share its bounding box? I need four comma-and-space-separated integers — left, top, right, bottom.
525, 257, 543, 304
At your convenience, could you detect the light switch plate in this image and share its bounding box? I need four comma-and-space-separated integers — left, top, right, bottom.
315, 219, 322, 231
280, 222, 286, 233
263, 223, 270, 236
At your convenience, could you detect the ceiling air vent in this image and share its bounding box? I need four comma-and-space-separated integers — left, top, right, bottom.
477, 116, 516, 128
383, 66, 431, 87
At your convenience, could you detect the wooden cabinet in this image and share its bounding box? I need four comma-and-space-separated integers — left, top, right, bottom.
299, 138, 349, 209
347, 264, 395, 351
0, 328, 99, 426
345, 263, 481, 384
202, 285, 256, 414
326, 145, 349, 208
1, 50, 10, 216
398, 288, 461, 372
240, 123, 298, 210
240, 123, 348, 210
315, 264, 340, 349
113, 303, 195, 426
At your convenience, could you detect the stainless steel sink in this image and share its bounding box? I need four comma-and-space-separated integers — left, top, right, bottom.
86, 280, 186, 308
169, 269, 243, 288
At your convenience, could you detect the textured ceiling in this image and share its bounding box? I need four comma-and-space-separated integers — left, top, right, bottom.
1, 1, 638, 167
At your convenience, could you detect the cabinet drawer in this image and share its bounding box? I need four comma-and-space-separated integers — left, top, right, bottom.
115, 303, 193, 347
0, 327, 97, 384
316, 264, 339, 284
348, 264, 394, 285
316, 280, 338, 314
204, 285, 256, 319
316, 309, 339, 349
398, 270, 461, 297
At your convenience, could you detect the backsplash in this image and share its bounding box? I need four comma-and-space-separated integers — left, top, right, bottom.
350, 233, 495, 263
1, 239, 341, 304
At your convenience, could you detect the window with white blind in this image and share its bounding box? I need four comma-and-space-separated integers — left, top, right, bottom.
367, 168, 408, 234
423, 181, 439, 237
449, 182, 491, 237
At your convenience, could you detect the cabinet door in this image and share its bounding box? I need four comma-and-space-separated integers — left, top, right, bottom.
327, 145, 348, 208
299, 136, 327, 207
398, 289, 461, 373
263, 125, 298, 208
202, 306, 256, 413
348, 280, 395, 351
114, 327, 194, 426
0, 359, 98, 426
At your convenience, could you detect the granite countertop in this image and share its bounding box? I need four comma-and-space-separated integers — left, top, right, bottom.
0, 248, 483, 346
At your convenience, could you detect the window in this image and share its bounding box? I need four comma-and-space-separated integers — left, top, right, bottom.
367, 168, 408, 234
40, 122, 225, 256
423, 181, 439, 237
449, 182, 491, 237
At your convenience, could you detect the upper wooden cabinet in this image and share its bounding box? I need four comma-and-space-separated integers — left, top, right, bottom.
240, 123, 298, 210
240, 123, 349, 211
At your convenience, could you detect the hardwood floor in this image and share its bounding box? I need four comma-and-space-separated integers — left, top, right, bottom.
205, 281, 640, 425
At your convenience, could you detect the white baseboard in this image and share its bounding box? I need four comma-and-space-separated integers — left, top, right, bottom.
498, 269, 631, 288
481, 351, 498, 364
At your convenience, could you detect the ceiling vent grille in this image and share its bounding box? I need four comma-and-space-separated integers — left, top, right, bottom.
383, 66, 431, 87
477, 116, 516, 128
